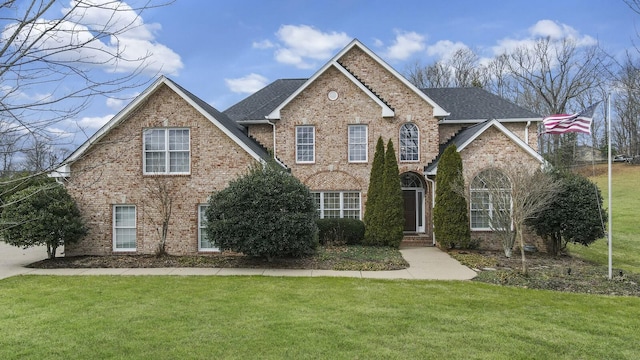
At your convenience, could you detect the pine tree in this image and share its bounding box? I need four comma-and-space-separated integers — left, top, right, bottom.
433, 145, 470, 248
380, 139, 404, 248
364, 137, 386, 245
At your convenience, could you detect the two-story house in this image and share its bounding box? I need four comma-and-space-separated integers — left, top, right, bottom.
53, 39, 544, 256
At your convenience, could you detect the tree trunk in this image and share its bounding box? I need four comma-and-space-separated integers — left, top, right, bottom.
518, 224, 528, 275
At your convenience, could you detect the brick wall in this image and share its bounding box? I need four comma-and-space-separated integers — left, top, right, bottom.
64, 84, 259, 256
459, 126, 544, 251
267, 47, 439, 219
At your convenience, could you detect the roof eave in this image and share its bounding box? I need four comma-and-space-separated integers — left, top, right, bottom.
439, 117, 542, 124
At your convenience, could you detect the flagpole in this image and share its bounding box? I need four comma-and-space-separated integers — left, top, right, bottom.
607, 93, 613, 280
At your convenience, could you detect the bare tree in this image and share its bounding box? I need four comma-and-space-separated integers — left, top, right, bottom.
613, 58, 640, 156
505, 166, 560, 275
404, 48, 486, 89
448, 48, 486, 88
404, 60, 452, 88
503, 37, 612, 166
469, 169, 516, 258
466, 165, 560, 274
144, 176, 173, 255
0, 0, 173, 175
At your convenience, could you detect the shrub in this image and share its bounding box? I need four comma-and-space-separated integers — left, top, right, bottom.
433, 144, 471, 249
0, 183, 87, 259
363, 137, 386, 246
205, 162, 318, 261
380, 139, 404, 248
528, 171, 606, 255
363, 138, 404, 248
317, 218, 365, 245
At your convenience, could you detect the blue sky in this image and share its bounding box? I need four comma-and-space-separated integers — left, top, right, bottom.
16, 0, 640, 147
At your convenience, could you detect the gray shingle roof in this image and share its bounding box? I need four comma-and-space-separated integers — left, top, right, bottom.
421, 87, 541, 121
165, 77, 272, 163
424, 120, 491, 174
224, 79, 307, 122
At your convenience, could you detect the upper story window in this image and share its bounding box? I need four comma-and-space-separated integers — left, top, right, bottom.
400, 123, 419, 162
143, 128, 190, 174
348, 125, 368, 163
296, 126, 315, 163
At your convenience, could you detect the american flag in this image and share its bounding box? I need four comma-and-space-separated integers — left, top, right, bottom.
542, 102, 600, 135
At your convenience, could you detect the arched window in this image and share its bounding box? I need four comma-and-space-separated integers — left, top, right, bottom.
401, 172, 423, 188
470, 169, 511, 230
399, 123, 419, 161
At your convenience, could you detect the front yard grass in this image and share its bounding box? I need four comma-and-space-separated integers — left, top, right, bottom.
1, 276, 639, 359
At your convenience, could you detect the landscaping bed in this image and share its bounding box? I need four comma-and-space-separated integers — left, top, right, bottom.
450, 249, 640, 297
27, 245, 409, 272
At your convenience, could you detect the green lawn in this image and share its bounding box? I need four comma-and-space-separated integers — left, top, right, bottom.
1, 276, 639, 359
569, 164, 640, 273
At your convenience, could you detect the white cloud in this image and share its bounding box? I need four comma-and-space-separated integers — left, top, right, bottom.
427, 40, 469, 60
3, 0, 183, 76
76, 115, 114, 130
225, 73, 269, 94
274, 25, 351, 69
385, 31, 426, 61
253, 40, 274, 49
46, 126, 74, 139
106, 97, 125, 109
106, 91, 140, 110
492, 20, 597, 55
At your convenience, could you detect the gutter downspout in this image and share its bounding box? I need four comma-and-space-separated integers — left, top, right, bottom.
525, 121, 532, 147
267, 120, 276, 157
425, 175, 436, 246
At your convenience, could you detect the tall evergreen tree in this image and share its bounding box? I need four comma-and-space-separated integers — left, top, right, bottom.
433, 145, 470, 248
380, 139, 404, 248
364, 137, 386, 245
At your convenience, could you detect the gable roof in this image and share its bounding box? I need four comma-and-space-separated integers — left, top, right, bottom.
224, 79, 307, 123
264, 39, 449, 120
424, 119, 544, 175
421, 87, 541, 123
52, 76, 271, 177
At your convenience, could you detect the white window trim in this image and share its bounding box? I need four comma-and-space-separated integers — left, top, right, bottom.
198, 204, 219, 252
313, 191, 362, 220
296, 126, 315, 164
470, 188, 512, 231
399, 123, 420, 162
348, 125, 368, 163
143, 128, 191, 175
113, 205, 136, 252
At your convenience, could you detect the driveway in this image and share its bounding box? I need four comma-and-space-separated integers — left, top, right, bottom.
0, 242, 48, 280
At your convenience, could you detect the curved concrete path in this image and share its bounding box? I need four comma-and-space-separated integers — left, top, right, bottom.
1, 242, 476, 280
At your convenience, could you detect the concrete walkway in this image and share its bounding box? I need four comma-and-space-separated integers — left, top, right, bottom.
0, 242, 477, 280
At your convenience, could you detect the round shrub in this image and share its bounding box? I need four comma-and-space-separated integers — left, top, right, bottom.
205, 163, 318, 261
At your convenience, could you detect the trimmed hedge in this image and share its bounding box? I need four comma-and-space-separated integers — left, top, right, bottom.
317, 218, 365, 246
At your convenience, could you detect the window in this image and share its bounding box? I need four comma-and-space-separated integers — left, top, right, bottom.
198, 204, 218, 251
348, 125, 367, 162
312, 192, 361, 219
143, 128, 190, 174
400, 123, 419, 161
470, 169, 511, 230
113, 205, 136, 251
296, 126, 315, 163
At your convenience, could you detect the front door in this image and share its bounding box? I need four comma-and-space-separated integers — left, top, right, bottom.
403, 190, 417, 232
401, 172, 425, 233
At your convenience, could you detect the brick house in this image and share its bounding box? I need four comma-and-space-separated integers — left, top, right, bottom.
53, 39, 544, 256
